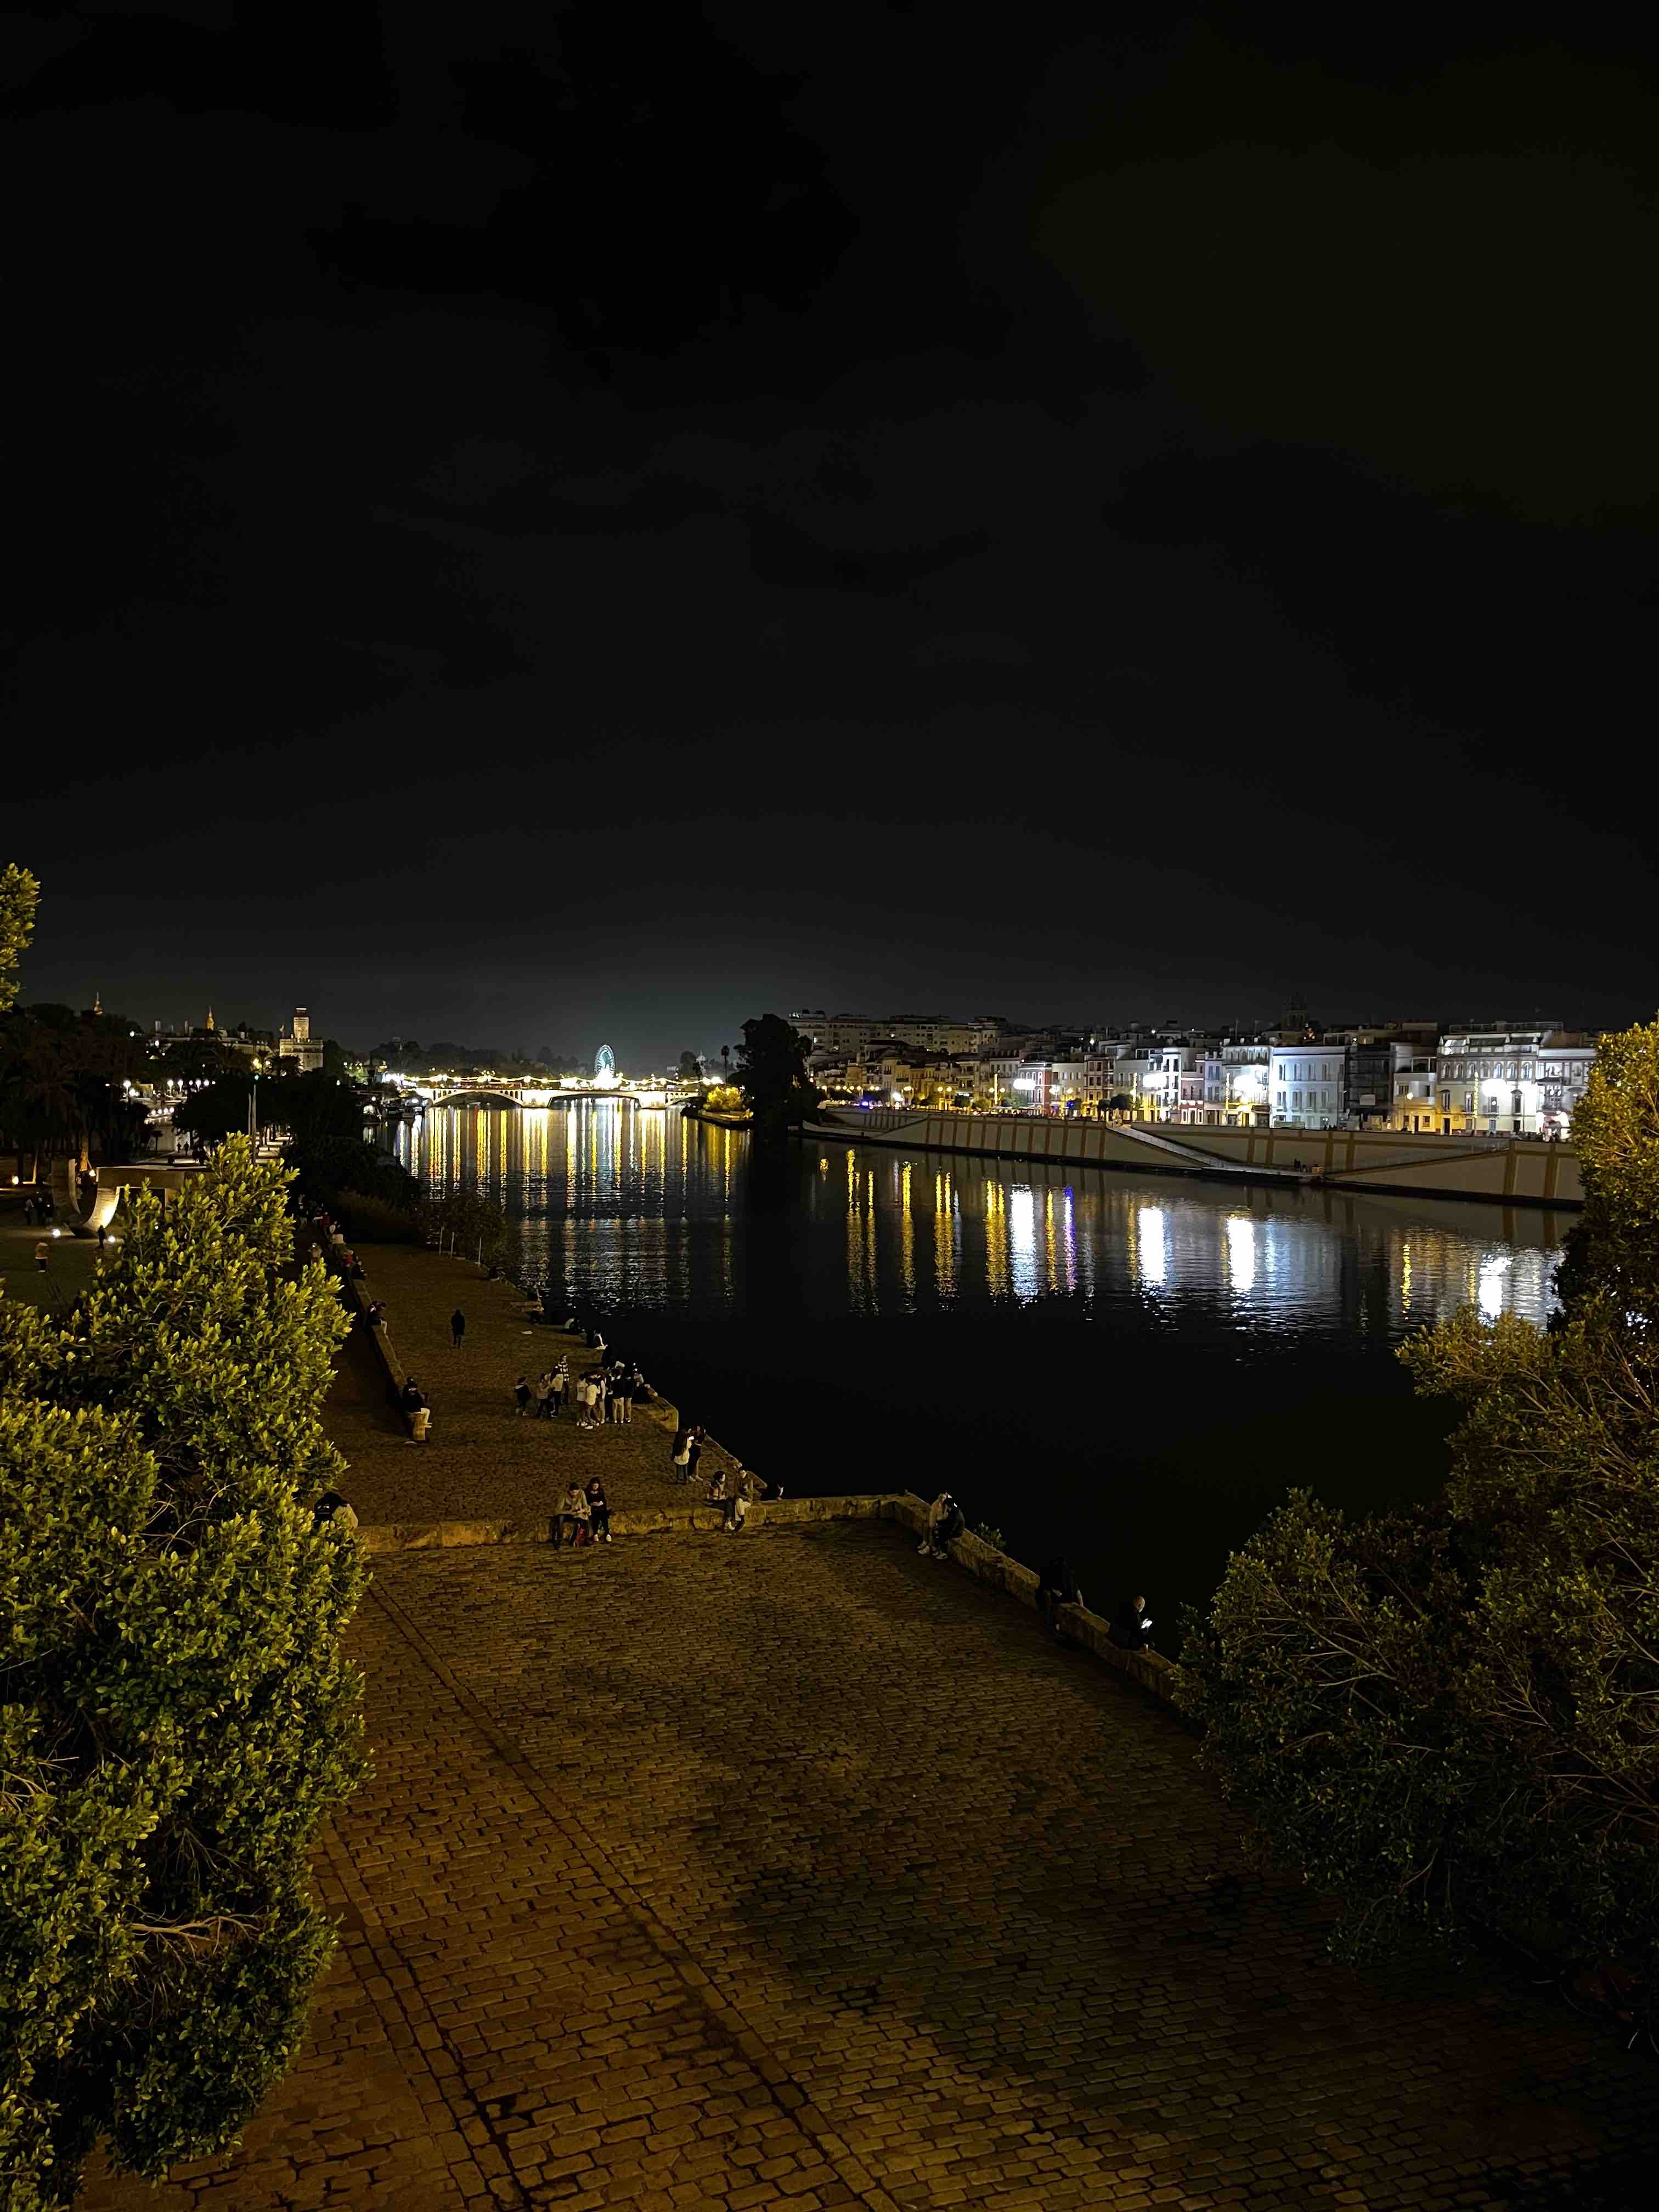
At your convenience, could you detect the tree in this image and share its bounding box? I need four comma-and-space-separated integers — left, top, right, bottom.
1178, 1014, 1659, 2016
1, 1010, 148, 1178
0, 863, 40, 1012
676, 1050, 704, 1084
172, 1073, 255, 1148
0, 1139, 367, 2205
735, 1015, 820, 1142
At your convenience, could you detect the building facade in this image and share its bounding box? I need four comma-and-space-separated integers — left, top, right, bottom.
278, 1005, 324, 1073
1271, 1041, 1346, 1129
1435, 1030, 1593, 1137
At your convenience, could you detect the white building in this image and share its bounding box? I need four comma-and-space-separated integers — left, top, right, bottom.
1271, 1040, 1345, 1128
1435, 1030, 1595, 1137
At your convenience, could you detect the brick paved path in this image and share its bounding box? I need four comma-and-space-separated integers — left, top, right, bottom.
326, 1244, 742, 1527
86, 1522, 1656, 2211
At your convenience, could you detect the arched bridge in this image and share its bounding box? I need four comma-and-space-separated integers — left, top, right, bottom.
416, 1082, 659, 1110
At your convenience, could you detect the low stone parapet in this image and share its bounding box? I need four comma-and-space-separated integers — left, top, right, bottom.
360, 1489, 1180, 1706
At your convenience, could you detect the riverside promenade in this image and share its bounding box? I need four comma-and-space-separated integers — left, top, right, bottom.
323, 1243, 744, 1530
84, 1243, 1658, 2212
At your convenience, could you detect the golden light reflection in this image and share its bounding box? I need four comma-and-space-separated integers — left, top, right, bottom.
934, 1170, 957, 1300
405, 1105, 1568, 1334
985, 1178, 1008, 1299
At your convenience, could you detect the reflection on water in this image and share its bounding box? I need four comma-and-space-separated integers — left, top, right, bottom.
396, 1102, 1565, 1339
394, 1102, 1570, 1641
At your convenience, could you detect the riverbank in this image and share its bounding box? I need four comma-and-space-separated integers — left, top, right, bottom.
810, 1106, 1585, 1209
324, 1240, 751, 1528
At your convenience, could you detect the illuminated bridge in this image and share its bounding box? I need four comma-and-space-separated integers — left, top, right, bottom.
413, 1080, 672, 1110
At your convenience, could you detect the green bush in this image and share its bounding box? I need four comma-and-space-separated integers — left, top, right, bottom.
972, 1521, 1007, 1552
1178, 1015, 1659, 2011
0, 1138, 368, 2205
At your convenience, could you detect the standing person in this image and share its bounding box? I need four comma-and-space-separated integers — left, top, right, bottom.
96, 1224, 107, 1255
21, 1195, 33, 1226
532, 1370, 552, 1419
671, 1426, 691, 1482
450, 1307, 466, 1350
549, 1358, 567, 1419
35, 1239, 49, 1274
585, 1475, 611, 1544
555, 1481, 591, 1549
611, 1373, 631, 1425
591, 1371, 608, 1427
578, 1375, 599, 1430
686, 1425, 704, 1489
513, 1375, 531, 1416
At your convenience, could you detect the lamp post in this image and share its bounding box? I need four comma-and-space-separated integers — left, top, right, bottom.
249, 1058, 261, 1144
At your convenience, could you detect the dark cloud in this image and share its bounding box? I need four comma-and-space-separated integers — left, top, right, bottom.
5, 7, 1656, 1059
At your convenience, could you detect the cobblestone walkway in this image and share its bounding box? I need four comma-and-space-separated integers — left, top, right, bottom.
326, 1244, 741, 1527
86, 1521, 1655, 2211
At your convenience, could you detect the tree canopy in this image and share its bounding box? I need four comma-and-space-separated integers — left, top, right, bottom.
736, 1015, 819, 1141
0, 1139, 367, 2205
0, 863, 39, 1012
1178, 1014, 1659, 2023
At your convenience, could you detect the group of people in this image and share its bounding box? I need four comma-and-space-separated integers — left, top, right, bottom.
512, 1355, 652, 1426
20, 1190, 55, 1223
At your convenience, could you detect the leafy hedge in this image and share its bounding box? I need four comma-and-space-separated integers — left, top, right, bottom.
0, 1140, 368, 2205
1178, 1018, 1659, 2019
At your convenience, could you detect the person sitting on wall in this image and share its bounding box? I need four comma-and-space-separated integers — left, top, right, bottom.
400, 1378, 425, 1414
1110, 1594, 1154, 1651
1037, 1556, 1084, 1640
928, 1495, 965, 1560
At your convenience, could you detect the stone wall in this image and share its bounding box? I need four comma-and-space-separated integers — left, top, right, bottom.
812, 1107, 1582, 1209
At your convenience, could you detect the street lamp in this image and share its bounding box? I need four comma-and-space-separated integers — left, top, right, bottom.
249, 1058, 262, 1143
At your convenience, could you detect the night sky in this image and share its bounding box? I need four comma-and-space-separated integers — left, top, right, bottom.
6, 5, 1656, 1065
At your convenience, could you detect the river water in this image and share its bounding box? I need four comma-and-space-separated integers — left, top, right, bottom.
396, 1102, 1567, 1646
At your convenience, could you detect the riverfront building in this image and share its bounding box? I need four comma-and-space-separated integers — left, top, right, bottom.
795, 1001, 1603, 1138
1269, 1041, 1347, 1130
792, 1009, 1005, 1057
1435, 1030, 1594, 1137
